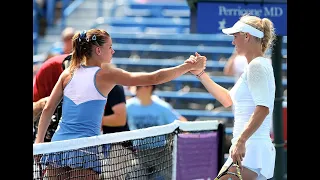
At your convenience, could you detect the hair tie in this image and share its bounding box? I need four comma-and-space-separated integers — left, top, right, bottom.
80, 30, 87, 38
79, 30, 87, 42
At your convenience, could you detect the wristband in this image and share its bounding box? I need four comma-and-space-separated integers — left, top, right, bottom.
196, 70, 205, 78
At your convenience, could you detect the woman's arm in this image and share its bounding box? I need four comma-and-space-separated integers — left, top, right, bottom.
101, 56, 206, 86
197, 72, 233, 108
102, 103, 127, 126
188, 53, 232, 107
33, 97, 48, 122
34, 72, 66, 144
102, 85, 127, 127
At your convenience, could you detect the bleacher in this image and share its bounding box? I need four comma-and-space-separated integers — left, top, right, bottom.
34, 0, 288, 133
96, 0, 288, 123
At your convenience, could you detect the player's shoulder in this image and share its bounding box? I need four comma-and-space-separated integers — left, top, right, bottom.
248, 57, 271, 71
250, 57, 271, 66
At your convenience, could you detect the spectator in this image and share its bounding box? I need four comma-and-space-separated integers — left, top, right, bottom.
46, 27, 76, 59
101, 85, 129, 133
223, 51, 248, 81
126, 84, 187, 179
33, 54, 68, 103
126, 85, 187, 130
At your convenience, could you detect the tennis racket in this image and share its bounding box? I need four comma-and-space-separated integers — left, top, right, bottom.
214, 162, 242, 180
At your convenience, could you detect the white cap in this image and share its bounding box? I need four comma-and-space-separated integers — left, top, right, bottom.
222, 21, 264, 38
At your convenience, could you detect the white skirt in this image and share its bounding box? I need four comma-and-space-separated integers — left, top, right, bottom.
223, 138, 276, 179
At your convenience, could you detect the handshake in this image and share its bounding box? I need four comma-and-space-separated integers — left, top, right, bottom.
184, 52, 207, 77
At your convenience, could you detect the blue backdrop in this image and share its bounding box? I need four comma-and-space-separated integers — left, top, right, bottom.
197, 2, 287, 36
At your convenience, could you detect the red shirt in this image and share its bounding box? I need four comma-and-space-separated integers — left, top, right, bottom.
33, 54, 69, 102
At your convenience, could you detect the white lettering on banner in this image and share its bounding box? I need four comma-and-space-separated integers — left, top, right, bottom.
264, 7, 283, 17
219, 6, 263, 17
218, 5, 284, 18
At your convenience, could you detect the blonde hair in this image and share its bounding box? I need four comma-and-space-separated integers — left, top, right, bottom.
240, 14, 276, 54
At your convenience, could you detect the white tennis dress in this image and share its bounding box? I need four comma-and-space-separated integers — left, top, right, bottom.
224, 57, 276, 179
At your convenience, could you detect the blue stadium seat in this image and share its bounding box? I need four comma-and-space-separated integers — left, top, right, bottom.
112, 43, 234, 59
108, 26, 143, 34
124, 8, 153, 17
126, 0, 189, 11
109, 33, 287, 50
112, 43, 287, 60
92, 17, 189, 32
112, 57, 287, 72
144, 27, 180, 34
176, 109, 234, 119
126, 90, 216, 101
110, 33, 233, 46
161, 9, 190, 18
170, 75, 287, 90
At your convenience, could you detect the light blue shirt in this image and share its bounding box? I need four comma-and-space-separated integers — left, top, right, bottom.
126, 96, 181, 149
126, 96, 180, 130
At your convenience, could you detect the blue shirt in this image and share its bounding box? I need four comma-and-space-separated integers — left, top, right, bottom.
126, 96, 181, 149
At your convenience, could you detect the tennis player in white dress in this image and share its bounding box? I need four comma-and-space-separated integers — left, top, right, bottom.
189, 14, 277, 180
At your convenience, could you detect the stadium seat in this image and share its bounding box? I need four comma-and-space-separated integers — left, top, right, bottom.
176, 109, 234, 119
112, 57, 287, 72
91, 17, 189, 32
126, 0, 189, 11
161, 9, 190, 18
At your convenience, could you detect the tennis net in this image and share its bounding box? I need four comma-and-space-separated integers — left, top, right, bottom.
33, 120, 225, 180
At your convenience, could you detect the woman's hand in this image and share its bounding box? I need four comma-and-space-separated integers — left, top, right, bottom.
230, 140, 246, 169
185, 52, 206, 75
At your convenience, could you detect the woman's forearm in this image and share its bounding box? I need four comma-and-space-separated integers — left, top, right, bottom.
198, 72, 233, 107
34, 108, 53, 143
152, 63, 193, 84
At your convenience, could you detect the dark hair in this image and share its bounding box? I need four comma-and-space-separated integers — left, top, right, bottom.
136, 85, 156, 93
69, 29, 110, 73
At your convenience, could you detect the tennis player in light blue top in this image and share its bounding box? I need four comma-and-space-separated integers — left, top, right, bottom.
34, 29, 206, 179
